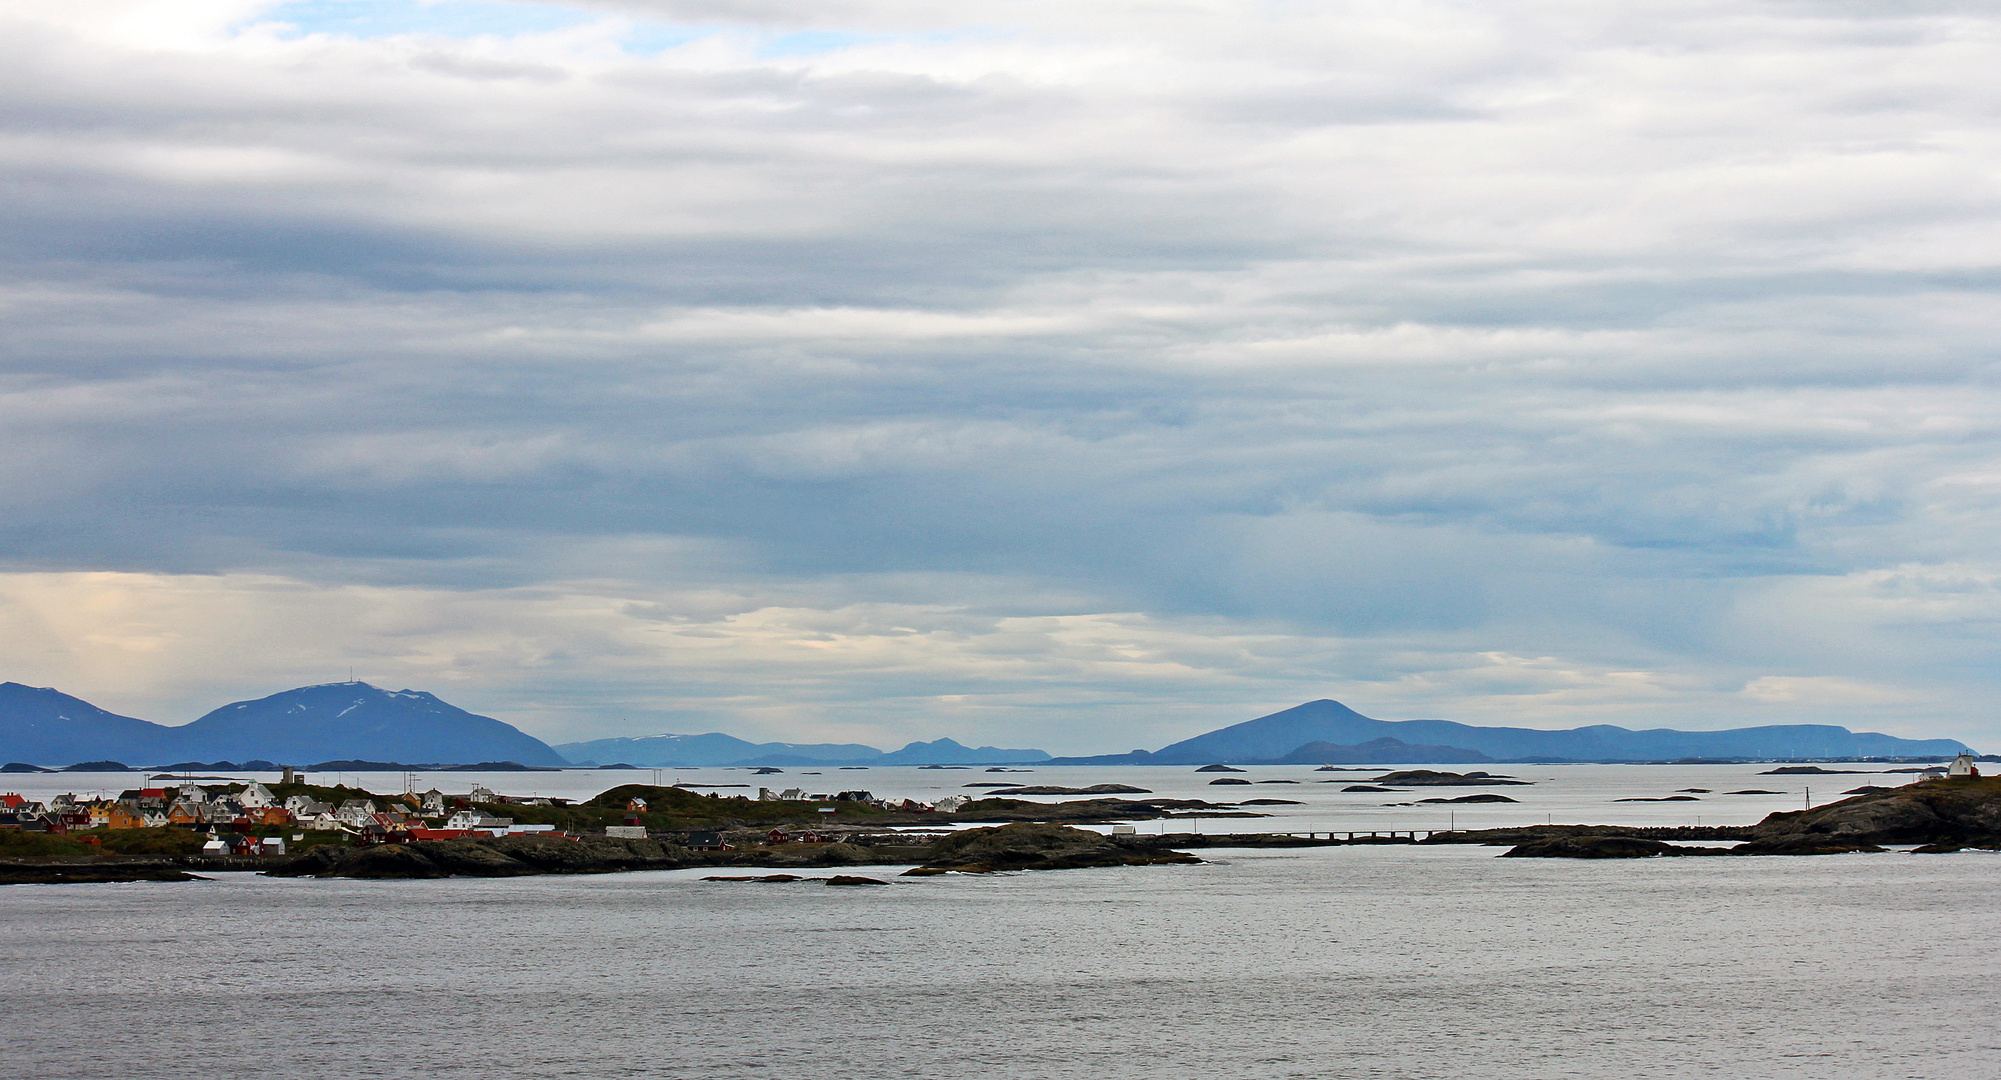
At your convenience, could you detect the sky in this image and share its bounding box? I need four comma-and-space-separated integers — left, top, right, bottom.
3, 0, 2000, 753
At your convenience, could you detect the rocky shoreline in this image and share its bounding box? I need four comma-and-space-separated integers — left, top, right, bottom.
10, 776, 1999, 882
1455, 776, 2001, 858
261, 822, 1205, 879
0, 857, 205, 884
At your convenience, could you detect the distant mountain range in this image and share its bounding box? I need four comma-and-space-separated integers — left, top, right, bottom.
1, 683, 1973, 770
552, 733, 1052, 768
1045, 699, 1974, 764
0, 681, 566, 768
0, 681, 1048, 769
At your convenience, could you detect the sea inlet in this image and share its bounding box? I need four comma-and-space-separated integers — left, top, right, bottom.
3, 842, 1997, 1079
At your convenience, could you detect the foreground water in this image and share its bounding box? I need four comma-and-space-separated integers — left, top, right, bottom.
4, 844, 1997, 1079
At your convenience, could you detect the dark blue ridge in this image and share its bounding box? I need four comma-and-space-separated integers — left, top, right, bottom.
0, 681, 565, 768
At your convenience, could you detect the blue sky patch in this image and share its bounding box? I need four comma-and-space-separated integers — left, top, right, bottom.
248, 3, 974, 56
251, 0, 597, 41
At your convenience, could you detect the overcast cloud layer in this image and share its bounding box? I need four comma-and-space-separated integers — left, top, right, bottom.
4, 0, 2000, 752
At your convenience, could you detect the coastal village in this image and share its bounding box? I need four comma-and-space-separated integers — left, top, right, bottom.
0, 771, 977, 857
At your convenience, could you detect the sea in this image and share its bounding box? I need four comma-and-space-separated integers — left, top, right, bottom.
4, 762, 1996, 1078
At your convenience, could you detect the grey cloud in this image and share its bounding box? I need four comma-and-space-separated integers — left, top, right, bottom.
2, 1, 2000, 746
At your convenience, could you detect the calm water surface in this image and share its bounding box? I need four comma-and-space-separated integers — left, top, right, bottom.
3, 844, 1997, 1079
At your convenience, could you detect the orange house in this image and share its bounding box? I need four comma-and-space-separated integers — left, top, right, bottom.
105, 804, 146, 830
105, 804, 146, 832
167, 803, 203, 826
245, 807, 293, 827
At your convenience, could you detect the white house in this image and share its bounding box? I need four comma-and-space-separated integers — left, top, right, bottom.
445, 811, 512, 831
336, 800, 378, 827
238, 783, 276, 809
420, 789, 446, 813
176, 783, 207, 803
1949, 752, 1978, 777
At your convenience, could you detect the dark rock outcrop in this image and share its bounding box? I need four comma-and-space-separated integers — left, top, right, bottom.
1371, 770, 1530, 786
1418, 794, 1517, 804
1729, 835, 1885, 856
825, 875, 889, 886
1483, 779, 2001, 859
1747, 777, 2001, 847
269, 834, 698, 879
1501, 836, 1730, 858
952, 796, 1239, 824
985, 784, 1151, 795
0, 861, 206, 884
903, 823, 1200, 875
1207, 777, 1252, 785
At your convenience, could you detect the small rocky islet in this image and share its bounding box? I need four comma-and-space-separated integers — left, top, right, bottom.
1497, 775, 2001, 858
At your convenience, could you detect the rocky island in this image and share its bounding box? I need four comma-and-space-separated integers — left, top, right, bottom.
1470, 775, 2001, 857
11, 773, 2001, 883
